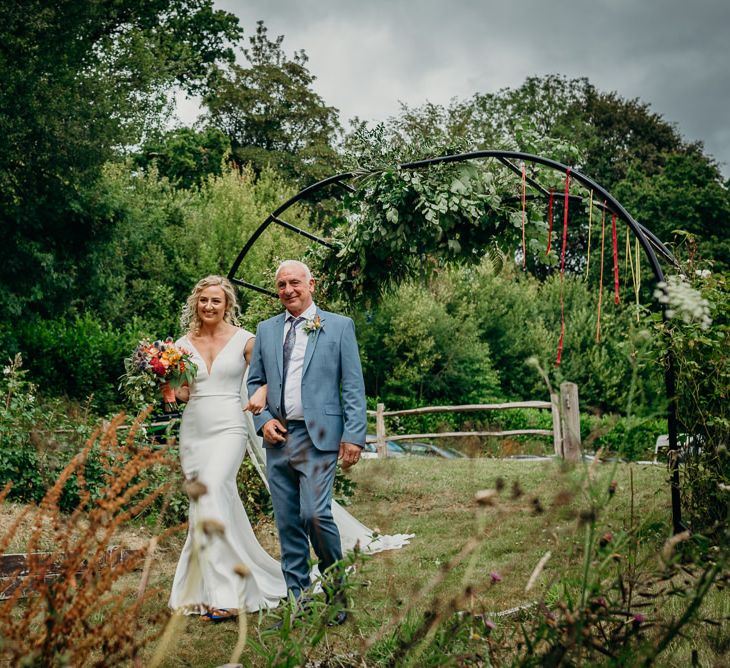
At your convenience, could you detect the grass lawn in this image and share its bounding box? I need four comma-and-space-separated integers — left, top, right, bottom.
6, 456, 724, 666
129, 456, 730, 667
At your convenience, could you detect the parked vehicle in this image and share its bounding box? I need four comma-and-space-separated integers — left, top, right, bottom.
400, 442, 468, 459
362, 436, 407, 458
146, 411, 181, 444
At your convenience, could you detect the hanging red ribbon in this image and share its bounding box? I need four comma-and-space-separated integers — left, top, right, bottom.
546, 188, 554, 255
521, 163, 527, 268
555, 169, 571, 366
611, 212, 620, 305
560, 171, 570, 273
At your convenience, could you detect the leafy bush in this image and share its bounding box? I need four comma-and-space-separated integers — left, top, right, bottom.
10, 313, 142, 413
354, 275, 502, 410
0, 354, 97, 509
584, 414, 665, 461
656, 269, 730, 533
0, 355, 188, 523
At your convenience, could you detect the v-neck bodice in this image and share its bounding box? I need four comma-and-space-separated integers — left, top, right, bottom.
178, 329, 253, 398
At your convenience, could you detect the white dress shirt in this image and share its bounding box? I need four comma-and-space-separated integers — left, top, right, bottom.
283, 302, 317, 420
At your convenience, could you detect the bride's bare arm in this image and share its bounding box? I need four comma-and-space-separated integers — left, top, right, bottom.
243, 335, 266, 413
245, 384, 267, 414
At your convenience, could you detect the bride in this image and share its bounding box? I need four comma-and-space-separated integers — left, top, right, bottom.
168, 275, 411, 620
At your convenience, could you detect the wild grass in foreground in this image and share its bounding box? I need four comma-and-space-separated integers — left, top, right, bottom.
2, 441, 727, 667
152, 457, 728, 667
0, 411, 183, 667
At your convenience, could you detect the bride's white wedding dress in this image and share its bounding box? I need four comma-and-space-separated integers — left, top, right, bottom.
168, 328, 412, 614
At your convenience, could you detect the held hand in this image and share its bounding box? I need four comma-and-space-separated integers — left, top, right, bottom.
339, 442, 362, 470
245, 384, 268, 414
263, 419, 287, 444
174, 384, 190, 403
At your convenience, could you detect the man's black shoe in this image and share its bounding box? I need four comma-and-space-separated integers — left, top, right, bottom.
327, 609, 348, 626
265, 596, 314, 632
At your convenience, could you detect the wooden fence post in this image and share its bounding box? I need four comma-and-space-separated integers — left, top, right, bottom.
559, 382, 581, 462
550, 393, 563, 458
376, 403, 387, 458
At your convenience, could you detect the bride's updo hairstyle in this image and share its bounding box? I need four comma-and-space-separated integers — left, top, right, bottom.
180, 275, 241, 335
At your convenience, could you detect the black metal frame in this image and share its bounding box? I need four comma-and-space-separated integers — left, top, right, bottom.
228, 150, 685, 533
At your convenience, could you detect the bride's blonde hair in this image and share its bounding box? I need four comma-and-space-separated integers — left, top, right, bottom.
180, 275, 241, 335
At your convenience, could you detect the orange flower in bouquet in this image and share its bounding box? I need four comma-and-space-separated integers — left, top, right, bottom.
120, 338, 198, 411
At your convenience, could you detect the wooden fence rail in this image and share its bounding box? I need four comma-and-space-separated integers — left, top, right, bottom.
366, 382, 582, 461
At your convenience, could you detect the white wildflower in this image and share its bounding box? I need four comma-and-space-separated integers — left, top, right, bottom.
653, 276, 712, 330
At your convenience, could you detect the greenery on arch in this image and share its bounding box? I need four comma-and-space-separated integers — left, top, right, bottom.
314, 124, 590, 300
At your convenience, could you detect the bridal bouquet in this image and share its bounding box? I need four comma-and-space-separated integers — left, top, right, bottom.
120, 338, 197, 411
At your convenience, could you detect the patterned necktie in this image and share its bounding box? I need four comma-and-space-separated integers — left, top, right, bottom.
281, 316, 303, 418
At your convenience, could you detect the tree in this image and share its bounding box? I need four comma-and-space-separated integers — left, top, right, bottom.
0, 0, 242, 317
342, 75, 729, 276
135, 127, 231, 188
203, 21, 342, 187
614, 150, 730, 270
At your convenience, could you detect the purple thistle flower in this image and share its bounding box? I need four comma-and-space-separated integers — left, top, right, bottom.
490, 571, 502, 584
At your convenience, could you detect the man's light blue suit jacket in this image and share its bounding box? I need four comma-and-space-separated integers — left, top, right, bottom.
247, 308, 367, 452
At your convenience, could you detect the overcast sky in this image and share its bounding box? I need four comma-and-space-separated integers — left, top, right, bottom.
178, 0, 730, 176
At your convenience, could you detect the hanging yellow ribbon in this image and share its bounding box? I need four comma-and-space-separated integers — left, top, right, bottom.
635, 236, 641, 320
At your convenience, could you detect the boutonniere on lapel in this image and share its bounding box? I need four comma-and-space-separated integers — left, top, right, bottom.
302, 315, 323, 336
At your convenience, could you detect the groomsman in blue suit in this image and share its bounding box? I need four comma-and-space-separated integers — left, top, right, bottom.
247, 260, 366, 625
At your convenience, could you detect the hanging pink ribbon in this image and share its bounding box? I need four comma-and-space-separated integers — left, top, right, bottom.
555, 169, 571, 366
546, 188, 554, 255
611, 212, 620, 305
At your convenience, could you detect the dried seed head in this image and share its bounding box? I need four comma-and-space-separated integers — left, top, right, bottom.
578, 508, 596, 526
552, 490, 573, 507
233, 563, 251, 578
661, 529, 691, 563
183, 479, 208, 501
599, 531, 613, 548
589, 596, 607, 610
531, 497, 544, 514
200, 519, 225, 537
495, 477, 505, 492
608, 480, 618, 496
511, 481, 523, 499
475, 489, 498, 506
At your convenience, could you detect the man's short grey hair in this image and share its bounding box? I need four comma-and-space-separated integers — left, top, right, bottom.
275, 260, 312, 281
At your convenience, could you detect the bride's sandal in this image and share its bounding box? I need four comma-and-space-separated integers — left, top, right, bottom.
202, 608, 238, 622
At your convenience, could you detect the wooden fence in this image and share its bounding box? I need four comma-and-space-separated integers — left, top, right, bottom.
367, 381, 582, 461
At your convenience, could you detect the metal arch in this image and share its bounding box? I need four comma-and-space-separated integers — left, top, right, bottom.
228, 174, 353, 297
228, 149, 685, 533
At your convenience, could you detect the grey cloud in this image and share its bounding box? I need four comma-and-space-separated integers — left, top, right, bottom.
214, 0, 730, 173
